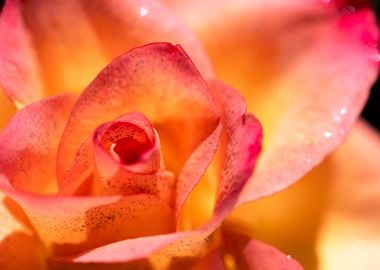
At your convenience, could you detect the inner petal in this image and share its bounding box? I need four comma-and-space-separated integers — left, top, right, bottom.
100, 122, 153, 165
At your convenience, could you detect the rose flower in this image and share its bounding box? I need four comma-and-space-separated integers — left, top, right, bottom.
0, 0, 379, 269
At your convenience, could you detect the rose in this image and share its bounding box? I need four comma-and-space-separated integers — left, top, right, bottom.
161, 0, 379, 268
0, 0, 378, 269
0, 40, 265, 268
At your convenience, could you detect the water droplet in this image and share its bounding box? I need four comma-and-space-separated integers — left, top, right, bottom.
139, 6, 149, 17
287, 255, 292, 260
340, 107, 348, 116
324, 131, 332, 138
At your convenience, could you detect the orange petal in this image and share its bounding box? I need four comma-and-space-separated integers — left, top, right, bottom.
0, 177, 174, 258
0, 0, 214, 104
317, 121, 380, 270
0, 189, 46, 270
0, 88, 16, 131
164, 0, 379, 203
0, 0, 44, 105
191, 250, 225, 270
0, 94, 76, 194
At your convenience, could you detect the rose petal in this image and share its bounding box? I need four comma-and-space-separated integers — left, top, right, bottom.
93, 112, 161, 176
0, 94, 76, 194
177, 80, 262, 229
223, 231, 303, 270
0, 0, 44, 105
163, 0, 379, 203
317, 121, 380, 270
209, 81, 262, 214
0, 189, 46, 270
0, 0, 214, 104
0, 177, 174, 258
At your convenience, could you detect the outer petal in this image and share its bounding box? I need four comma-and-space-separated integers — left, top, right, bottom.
0, 94, 77, 194
223, 231, 303, 270
317, 121, 380, 270
0, 178, 174, 258
164, 0, 379, 203
0, 0, 214, 105
0, 0, 44, 105
0, 190, 46, 270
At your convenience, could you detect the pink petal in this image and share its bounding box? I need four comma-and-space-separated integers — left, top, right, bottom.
224, 231, 303, 270
0, 0, 44, 105
208, 80, 262, 214
92, 112, 161, 175
0, 0, 214, 104
0, 94, 76, 194
317, 121, 380, 269
238, 9, 379, 204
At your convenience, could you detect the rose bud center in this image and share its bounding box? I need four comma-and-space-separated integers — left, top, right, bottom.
100, 122, 153, 165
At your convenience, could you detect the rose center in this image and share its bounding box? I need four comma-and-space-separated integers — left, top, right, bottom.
100, 122, 153, 165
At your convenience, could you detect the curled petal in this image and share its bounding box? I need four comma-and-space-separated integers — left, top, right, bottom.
177, 80, 262, 229
93, 112, 161, 175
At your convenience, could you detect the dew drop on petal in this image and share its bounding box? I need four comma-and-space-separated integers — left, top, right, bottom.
324, 131, 333, 138
139, 6, 149, 17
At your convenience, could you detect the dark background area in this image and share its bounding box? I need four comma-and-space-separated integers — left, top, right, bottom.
0, 0, 378, 129
361, 0, 379, 130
